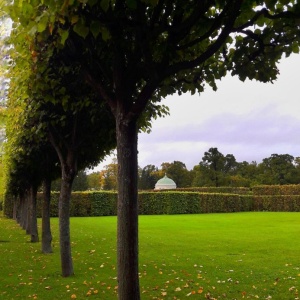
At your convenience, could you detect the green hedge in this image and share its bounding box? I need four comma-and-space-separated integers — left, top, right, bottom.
253, 195, 300, 212
252, 184, 300, 195
3, 187, 300, 219
138, 192, 252, 214
155, 187, 252, 195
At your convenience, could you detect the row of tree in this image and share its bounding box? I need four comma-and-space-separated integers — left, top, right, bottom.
69, 148, 300, 191
2, 1, 300, 300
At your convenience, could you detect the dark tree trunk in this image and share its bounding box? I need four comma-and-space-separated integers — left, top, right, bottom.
13, 197, 18, 221
16, 197, 21, 225
59, 159, 76, 277
48, 127, 77, 277
116, 117, 140, 300
42, 178, 53, 253
19, 195, 26, 228
29, 185, 39, 243
26, 197, 31, 235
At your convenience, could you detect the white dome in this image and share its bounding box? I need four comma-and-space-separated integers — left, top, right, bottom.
154, 174, 176, 190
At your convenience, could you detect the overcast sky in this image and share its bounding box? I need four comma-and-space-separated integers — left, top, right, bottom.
91, 53, 300, 172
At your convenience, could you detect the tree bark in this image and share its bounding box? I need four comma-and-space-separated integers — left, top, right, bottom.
59, 161, 76, 277
29, 185, 39, 243
24, 193, 31, 233
48, 128, 76, 277
19, 194, 26, 229
13, 197, 18, 221
42, 178, 53, 253
116, 117, 140, 300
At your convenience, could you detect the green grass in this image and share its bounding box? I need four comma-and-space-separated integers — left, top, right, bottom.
0, 212, 299, 300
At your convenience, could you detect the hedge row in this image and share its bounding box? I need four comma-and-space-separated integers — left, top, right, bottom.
139, 192, 253, 214
252, 184, 300, 195
4, 190, 300, 219
253, 195, 300, 212
155, 187, 252, 195
4, 191, 252, 218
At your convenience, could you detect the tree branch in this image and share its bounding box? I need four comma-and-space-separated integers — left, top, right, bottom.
162, 0, 242, 78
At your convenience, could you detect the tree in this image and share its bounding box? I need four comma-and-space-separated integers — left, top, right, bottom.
86, 172, 101, 190
258, 153, 297, 184
72, 170, 88, 191
4, 1, 300, 298
4, 9, 117, 277
200, 147, 226, 187
138, 164, 160, 190
161, 161, 192, 187
99, 158, 118, 190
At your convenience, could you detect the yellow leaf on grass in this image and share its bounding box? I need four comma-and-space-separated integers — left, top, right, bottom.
71, 295, 77, 299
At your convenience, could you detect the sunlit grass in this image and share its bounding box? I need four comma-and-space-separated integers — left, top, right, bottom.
0, 212, 299, 299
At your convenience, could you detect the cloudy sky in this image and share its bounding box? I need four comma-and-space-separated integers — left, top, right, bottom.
92, 53, 300, 172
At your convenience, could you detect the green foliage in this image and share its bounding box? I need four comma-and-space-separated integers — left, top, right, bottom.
252, 184, 300, 195
158, 187, 252, 195
253, 195, 300, 211
90, 191, 117, 216
72, 170, 89, 191
86, 172, 101, 190
5, 187, 300, 218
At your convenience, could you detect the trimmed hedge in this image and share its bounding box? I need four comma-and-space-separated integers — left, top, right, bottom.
4, 191, 253, 218
155, 187, 252, 195
252, 184, 300, 196
3, 186, 300, 219
139, 192, 252, 215
253, 195, 300, 212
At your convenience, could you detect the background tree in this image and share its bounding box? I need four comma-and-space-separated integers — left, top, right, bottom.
257, 154, 297, 185
200, 147, 226, 187
72, 170, 88, 191
86, 171, 101, 190
138, 164, 160, 190
99, 158, 118, 190
161, 161, 192, 187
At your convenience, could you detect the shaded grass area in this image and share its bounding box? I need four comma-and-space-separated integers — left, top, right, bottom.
0, 212, 299, 299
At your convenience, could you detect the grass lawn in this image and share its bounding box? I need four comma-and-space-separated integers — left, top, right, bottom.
0, 212, 299, 300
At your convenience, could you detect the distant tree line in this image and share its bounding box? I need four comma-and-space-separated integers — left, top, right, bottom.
71, 147, 300, 191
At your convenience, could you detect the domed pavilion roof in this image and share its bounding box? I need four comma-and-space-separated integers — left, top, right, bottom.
154, 174, 176, 190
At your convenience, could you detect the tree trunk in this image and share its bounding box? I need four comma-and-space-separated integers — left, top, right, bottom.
59, 162, 75, 277
48, 128, 76, 277
26, 198, 31, 235
42, 178, 53, 253
13, 197, 18, 220
29, 185, 39, 243
116, 117, 140, 300
19, 194, 26, 229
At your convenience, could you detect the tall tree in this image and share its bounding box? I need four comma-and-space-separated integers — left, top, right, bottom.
258, 153, 297, 184
99, 158, 118, 190
201, 147, 226, 187
72, 170, 88, 191
86, 172, 101, 190
138, 164, 159, 190
4, 1, 300, 298
161, 161, 192, 187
